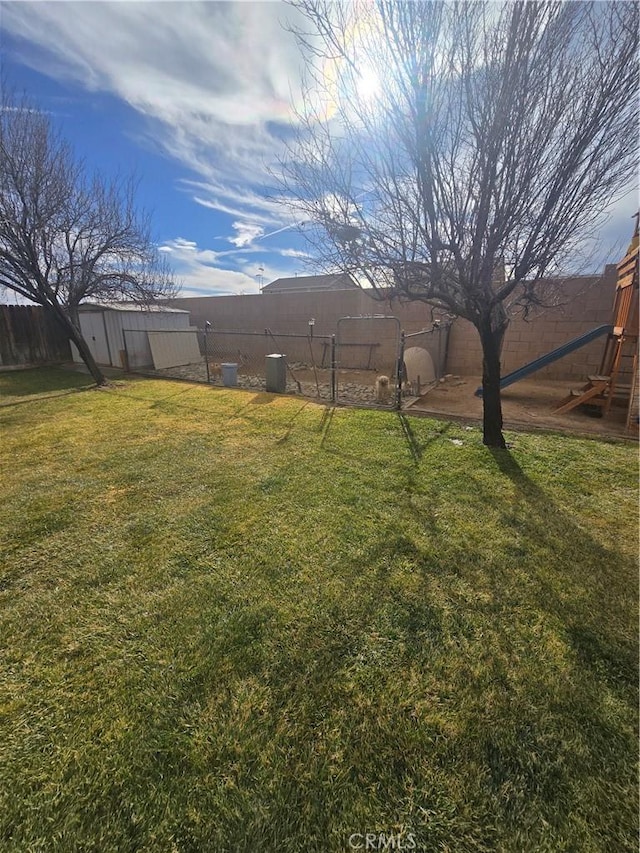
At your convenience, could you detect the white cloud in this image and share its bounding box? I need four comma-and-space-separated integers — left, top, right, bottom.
2, 1, 308, 223
159, 236, 302, 297
187, 178, 299, 227
160, 237, 259, 296
229, 221, 265, 248
279, 247, 311, 259
6, 0, 632, 278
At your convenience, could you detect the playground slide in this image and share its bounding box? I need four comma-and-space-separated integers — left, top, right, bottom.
474, 324, 612, 397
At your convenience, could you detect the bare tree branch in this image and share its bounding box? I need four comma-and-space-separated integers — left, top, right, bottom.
281, 0, 639, 446
0, 85, 179, 384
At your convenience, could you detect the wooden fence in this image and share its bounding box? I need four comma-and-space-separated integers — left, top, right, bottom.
0, 305, 71, 367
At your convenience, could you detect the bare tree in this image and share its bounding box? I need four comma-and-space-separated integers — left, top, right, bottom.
282, 0, 639, 447
0, 87, 178, 385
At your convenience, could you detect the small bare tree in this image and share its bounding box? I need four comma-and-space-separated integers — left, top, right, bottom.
0, 87, 178, 385
282, 0, 639, 447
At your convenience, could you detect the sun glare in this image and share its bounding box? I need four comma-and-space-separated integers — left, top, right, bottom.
356, 66, 381, 103
306, 2, 385, 122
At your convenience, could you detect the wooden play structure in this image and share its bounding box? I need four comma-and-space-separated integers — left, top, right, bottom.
555, 219, 639, 431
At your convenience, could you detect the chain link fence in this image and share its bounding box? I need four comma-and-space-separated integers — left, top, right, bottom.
123, 318, 452, 409
129, 327, 334, 400
203, 329, 334, 399
336, 316, 402, 407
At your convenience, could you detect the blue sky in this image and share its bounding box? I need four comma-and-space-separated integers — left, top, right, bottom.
0, 1, 637, 300
0, 1, 314, 297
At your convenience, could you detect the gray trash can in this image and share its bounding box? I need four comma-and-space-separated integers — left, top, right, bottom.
265, 354, 287, 393
221, 362, 238, 387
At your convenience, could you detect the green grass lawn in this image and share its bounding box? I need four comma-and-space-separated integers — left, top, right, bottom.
0, 367, 637, 853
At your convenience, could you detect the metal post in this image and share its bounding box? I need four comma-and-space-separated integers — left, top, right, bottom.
331, 334, 337, 402
204, 321, 211, 383
396, 331, 405, 410
308, 327, 320, 397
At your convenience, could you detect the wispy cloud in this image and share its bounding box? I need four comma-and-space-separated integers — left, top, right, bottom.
279, 247, 311, 259
159, 236, 300, 297
6, 0, 631, 292
2, 1, 306, 223
159, 237, 260, 297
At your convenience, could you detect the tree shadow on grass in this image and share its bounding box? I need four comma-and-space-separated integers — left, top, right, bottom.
275, 402, 312, 445
248, 392, 277, 405
334, 451, 638, 839
485, 447, 638, 690
0, 387, 92, 408
148, 386, 206, 408
153, 441, 636, 849
336, 440, 637, 719
397, 412, 452, 464
108, 383, 288, 429
0, 367, 94, 403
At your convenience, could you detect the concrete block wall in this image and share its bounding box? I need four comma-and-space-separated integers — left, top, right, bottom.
171, 289, 445, 373
445, 267, 618, 380
169, 265, 620, 383
171, 288, 440, 338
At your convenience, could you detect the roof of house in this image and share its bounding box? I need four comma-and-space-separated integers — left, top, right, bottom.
78, 302, 188, 314
262, 273, 358, 294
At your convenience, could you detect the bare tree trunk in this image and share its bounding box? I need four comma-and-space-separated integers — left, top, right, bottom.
478, 314, 508, 449
283, 3, 638, 422
51, 303, 107, 386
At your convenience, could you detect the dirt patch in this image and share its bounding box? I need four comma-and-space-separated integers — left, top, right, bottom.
408, 375, 634, 440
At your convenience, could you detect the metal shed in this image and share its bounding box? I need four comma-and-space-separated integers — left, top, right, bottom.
71, 303, 194, 369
